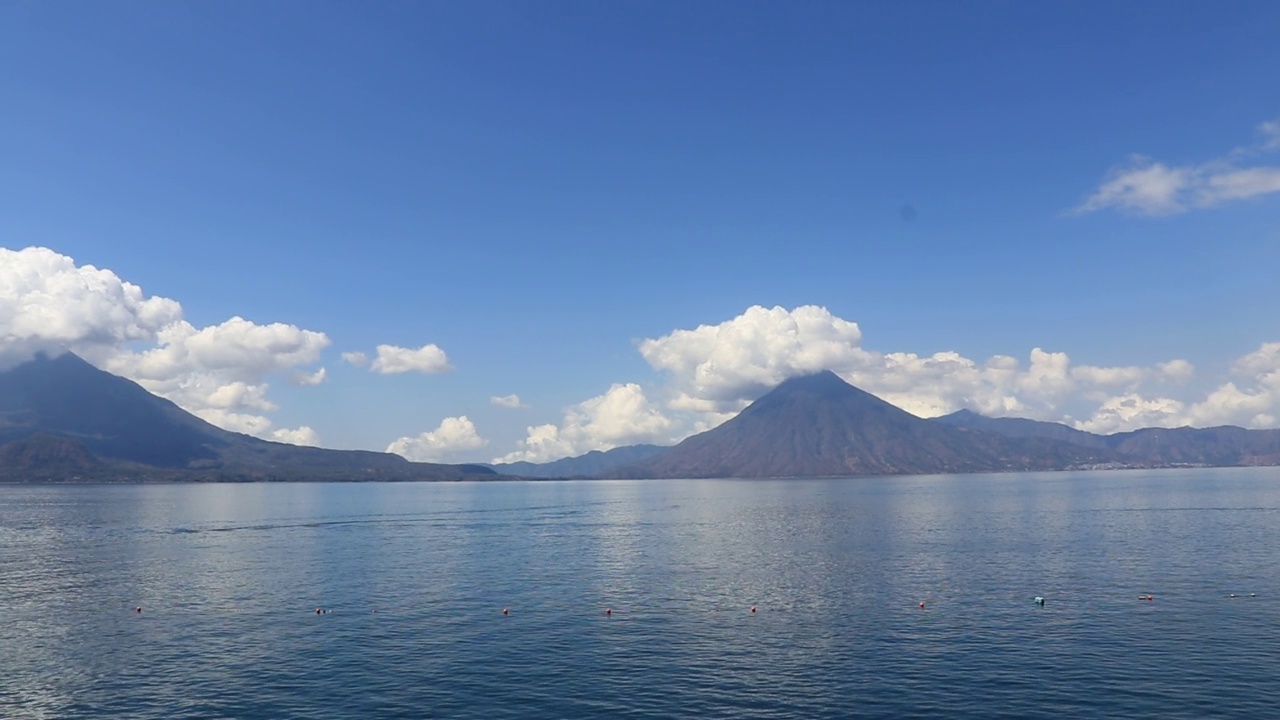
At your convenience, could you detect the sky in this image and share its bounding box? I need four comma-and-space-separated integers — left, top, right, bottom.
2, 1, 1279, 464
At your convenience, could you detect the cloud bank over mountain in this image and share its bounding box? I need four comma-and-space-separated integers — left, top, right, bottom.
1, 246, 472, 448
504, 305, 1280, 462
5, 246, 1278, 464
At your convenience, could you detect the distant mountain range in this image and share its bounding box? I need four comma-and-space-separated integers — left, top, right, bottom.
5, 355, 1279, 483
932, 408, 1280, 467
488, 444, 668, 478
0, 353, 498, 482
495, 372, 1280, 479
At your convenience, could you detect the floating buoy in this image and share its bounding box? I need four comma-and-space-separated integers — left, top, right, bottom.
750, 606, 757, 614
1034, 596, 1045, 606
1138, 594, 1154, 601
1230, 594, 1237, 598
605, 608, 612, 616
918, 601, 926, 609
502, 608, 509, 616
316, 608, 323, 614
135, 607, 142, 614
1250, 593, 1257, 598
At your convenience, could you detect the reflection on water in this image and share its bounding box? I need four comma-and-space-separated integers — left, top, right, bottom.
2, 468, 1280, 718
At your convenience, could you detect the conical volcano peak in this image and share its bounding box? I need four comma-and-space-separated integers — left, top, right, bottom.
772, 370, 855, 393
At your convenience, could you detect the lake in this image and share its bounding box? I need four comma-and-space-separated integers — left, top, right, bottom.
2, 468, 1279, 718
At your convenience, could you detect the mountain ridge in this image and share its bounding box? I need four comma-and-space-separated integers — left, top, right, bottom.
612, 371, 1116, 478
0, 352, 500, 482
6, 358, 1279, 482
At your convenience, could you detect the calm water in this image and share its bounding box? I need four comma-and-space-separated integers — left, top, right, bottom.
2, 468, 1279, 718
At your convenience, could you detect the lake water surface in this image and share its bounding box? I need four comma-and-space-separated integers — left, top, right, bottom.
2, 468, 1279, 718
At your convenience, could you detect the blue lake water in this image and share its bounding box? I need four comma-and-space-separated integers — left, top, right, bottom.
2, 468, 1279, 718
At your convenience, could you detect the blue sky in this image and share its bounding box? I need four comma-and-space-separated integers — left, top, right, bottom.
3, 1, 1279, 462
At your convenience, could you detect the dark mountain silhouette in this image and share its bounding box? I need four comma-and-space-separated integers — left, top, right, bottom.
0, 352, 497, 482
0, 433, 103, 481
490, 444, 668, 478
618, 371, 1115, 478
933, 409, 1280, 466
1108, 426, 1280, 465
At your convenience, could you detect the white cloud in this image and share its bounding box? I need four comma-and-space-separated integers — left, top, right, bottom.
635, 305, 1185, 425
104, 317, 330, 439
192, 408, 276, 437
1185, 383, 1273, 428
294, 367, 327, 386
271, 426, 321, 447
640, 304, 871, 415
387, 416, 487, 462
341, 351, 369, 366
0, 246, 329, 442
497, 383, 673, 463
1070, 363, 1149, 389
1196, 167, 1280, 206
1074, 394, 1187, 434
205, 381, 277, 412
628, 304, 1261, 441
1158, 359, 1195, 383
369, 343, 452, 374
1073, 117, 1280, 215
1074, 157, 1192, 216
490, 394, 527, 409
0, 246, 182, 365
1074, 342, 1279, 432
1261, 120, 1280, 151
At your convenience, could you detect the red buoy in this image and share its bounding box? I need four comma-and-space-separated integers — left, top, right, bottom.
605, 608, 612, 616
750, 606, 757, 613
135, 607, 142, 614
502, 608, 509, 616
918, 601, 926, 609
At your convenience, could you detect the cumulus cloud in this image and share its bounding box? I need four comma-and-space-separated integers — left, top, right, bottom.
1077, 342, 1280, 432
640, 304, 871, 415
294, 367, 327, 386
1, 246, 329, 442
341, 351, 369, 366
1074, 394, 1187, 434
0, 246, 182, 365
369, 344, 452, 374
271, 426, 321, 447
636, 305, 1186, 424
661, 305, 1280, 435
104, 316, 330, 438
495, 305, 1280, 462
387, 416, 487, 462
496, 383, 673, 463
1073, 117, 1280, 215
490, 394, 527, 409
